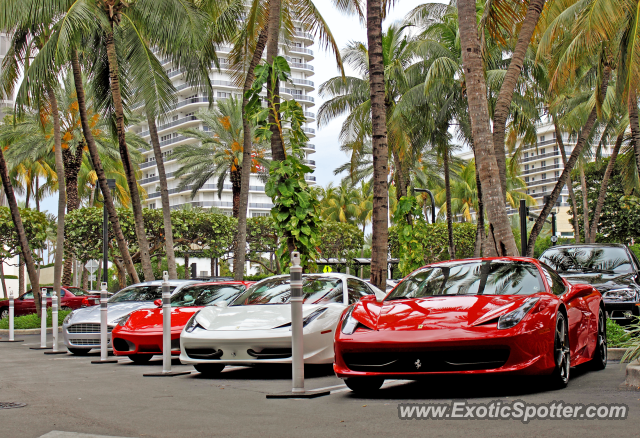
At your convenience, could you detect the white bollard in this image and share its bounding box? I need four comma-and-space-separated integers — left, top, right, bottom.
9, 290, 14, 341
91, 282, 117, 364
51, 293, 59, 352
162, 271, 171, 373
40, 288, 47, 348
290, 252, 304, 393
100, 282, 108, 361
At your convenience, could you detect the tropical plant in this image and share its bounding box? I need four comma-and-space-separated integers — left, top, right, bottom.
175, 97, 269, 218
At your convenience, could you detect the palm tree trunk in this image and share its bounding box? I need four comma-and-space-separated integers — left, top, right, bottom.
629, 89, 640, 181
492, 0, 546, 197
184, 252, 190, 279
230, 167, 242, 218
458, 0, 519, 257
579, 164, 590, 243
589, 133, 623, 242
0, 147, 40, 313
70, 49, 140, 284
46, 85, 66, 307
443, 145, 455, 259
104, 29, 154, 282
266, 0, 286, 162
234, 26, 269, 281
366, 0, 390, 291
554, 118, 580, 242
472, 153, 486, 257
527, 68, 611, 255
0, 262, 7, 299
62, 142, 84, 285
18, 256, 24, 295
147, 114, 178, 280
35, 177, 40, 212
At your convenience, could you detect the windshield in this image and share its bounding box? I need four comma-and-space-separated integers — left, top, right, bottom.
540, 246, 633, 274
232, 276, 343, 305
66, 287, 91, 296
170, 284, 246, 307
386, 261, 545, 300
108, 285, 176, 303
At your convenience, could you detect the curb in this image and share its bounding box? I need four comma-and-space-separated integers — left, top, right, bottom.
0, 327, 63, 336
607, 348, 627, 362
624, 360, 640, 389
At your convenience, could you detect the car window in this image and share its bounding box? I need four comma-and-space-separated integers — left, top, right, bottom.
232, 276, 343, 305
22, 292, 34, 299
628, 247, 640, 271
539, 246, 634, 274
386, 260, 545, 300
347, 279, 372, 304
171, 284, 246, 307
539, 263, 567, 295
108, 285, 176, 303
66, 287, 90, 296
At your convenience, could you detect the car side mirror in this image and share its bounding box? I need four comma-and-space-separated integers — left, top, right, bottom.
154, 299, 162, 308
361, 294, 382, 304
215, 301, 228, 308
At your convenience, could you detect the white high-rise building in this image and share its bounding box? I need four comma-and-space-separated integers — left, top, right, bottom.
127, 28, 317, 217
0, 33, 13, 111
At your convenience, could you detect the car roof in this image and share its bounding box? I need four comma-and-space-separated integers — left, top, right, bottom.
127, 280, 199, 286
546, 243, 628, 249
263, 273, 364, 281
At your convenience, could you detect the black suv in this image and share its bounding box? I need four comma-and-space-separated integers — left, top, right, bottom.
539, 244, 640, 324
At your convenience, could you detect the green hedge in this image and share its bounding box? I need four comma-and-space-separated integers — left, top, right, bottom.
0, 307, 71, 330
389, 222, 477, 263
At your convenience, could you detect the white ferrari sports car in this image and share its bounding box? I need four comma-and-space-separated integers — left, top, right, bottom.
179, 273, 386, 375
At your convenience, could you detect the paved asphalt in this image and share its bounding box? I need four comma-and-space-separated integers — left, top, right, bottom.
1, 334, 639, 438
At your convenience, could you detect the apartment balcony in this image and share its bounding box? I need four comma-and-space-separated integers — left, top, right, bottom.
290, 46, 314, 58
139, 115, 199, 138
291, 78, 315, 89
303, 111, 316, 121
523, 164, 561, 175
302, 127, 315, 134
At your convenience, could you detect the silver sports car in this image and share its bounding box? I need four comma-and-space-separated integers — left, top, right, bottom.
62, 280, 198, 355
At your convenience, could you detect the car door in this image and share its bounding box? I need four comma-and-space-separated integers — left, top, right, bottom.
15, 291, 35, 316
540, 264, 591, 361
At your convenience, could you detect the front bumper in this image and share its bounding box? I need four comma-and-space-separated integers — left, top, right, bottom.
334, 323, 556, 379
62, 323, 114, 350
179, 326, 335, 365
112, 330, 181, 356
603, 301, 640, 322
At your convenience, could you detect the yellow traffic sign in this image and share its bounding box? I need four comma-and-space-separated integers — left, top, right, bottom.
323, 265, 332, 273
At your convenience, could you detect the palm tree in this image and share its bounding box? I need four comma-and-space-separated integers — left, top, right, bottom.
174, 97, 269, 217
319, 181, 364, 224
457, 0, 519, 256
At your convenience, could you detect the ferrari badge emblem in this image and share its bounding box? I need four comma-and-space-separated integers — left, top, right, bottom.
415, 359, 422, 369
418, 324, 423, 329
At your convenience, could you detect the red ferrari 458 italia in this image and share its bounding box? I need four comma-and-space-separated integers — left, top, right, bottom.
334, 257, 607, 393
111, 281, 253, 363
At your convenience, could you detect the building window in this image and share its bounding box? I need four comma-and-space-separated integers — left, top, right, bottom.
524, 164, 529, 171
217, 91, 231, 98
554, 158, 560, 165
527, 189, 530, 195
540, 135, 545, 142
200, 271, 209, 277
524, 152, 529, 158
542, 173, 547, 180
525, 177, 529, 182
541, 160, 546, 167
148, 203, 156, 209
555, 171, 560, 178
541, 148, 545, 154
552, 132, 556, 139
252, 212, 270, 217
532, 190, 536, 194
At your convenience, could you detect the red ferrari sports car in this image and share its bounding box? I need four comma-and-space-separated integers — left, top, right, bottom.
334, 257, 607, 393
0, 286, 99, 319
111, 281, 253, 363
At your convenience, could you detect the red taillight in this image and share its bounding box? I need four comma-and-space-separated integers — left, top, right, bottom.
81, 297, 90, 307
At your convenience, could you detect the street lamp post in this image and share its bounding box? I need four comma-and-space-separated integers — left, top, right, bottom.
414, 188, 436, 224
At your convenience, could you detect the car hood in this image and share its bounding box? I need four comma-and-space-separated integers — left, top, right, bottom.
121, 306, 202, 332
353, 295, 532, 331
560, 272, 636, 292
195, 304, 326, 331
66, 302, 157, 325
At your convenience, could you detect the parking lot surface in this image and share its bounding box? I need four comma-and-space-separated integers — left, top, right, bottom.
1, 335, 639, 438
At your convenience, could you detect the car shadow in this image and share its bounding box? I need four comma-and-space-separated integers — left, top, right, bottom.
342, 364, 598, 400
188, 363, 335, 380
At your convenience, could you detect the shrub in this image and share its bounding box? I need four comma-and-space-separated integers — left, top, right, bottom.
607, 318, 630, 348
244, 274, 273, 281
0, 307, 72, 330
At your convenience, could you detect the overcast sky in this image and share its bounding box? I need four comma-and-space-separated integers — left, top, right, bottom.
38, 1, 442, 214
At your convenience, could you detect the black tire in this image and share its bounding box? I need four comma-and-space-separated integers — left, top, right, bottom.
0, 307, 8, 320
194, 363, 225, 376
589, 308, 607, 371
67, 348, 91, 356
548, 312, 571, 389
128, 354, 153, 364
344, 377, 385, 394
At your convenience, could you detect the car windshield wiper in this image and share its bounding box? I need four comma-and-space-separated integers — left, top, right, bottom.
577, 267, 615, 274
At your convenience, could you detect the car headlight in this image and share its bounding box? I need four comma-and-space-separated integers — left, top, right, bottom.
303, 308, 327, 327
112, 314, 131, 327
341, 307, 358, 335
185, 311, 204, 333
497, 298, 539, 330
63, 310, 76, 325
603, 288, 637, 302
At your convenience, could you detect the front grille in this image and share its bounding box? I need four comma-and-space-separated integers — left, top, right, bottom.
113, 338, 134, 352
343, 348, 510, 373
171, 338, 180, 350
67, 324, 113, 334
69, 339, 100, 346
185, 348, 223, 360
138, 344, 161, 353
247, 348, 292, 359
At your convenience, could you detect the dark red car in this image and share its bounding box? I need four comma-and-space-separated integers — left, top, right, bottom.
0, 286, 100, 319
334, 257, 607, 393
112, 281, 253, 363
